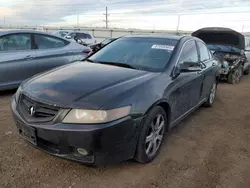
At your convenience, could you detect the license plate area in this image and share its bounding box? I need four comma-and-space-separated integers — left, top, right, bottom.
16, 121, 37, 145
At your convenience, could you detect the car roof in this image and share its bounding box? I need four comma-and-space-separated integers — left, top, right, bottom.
68, 30, 90, 34
123, 34, 189, 41
0, 29, 70, 41
0, 29, 57, 36
55, 30, 72, 33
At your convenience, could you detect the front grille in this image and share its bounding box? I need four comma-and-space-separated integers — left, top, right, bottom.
18, 94, 60, 123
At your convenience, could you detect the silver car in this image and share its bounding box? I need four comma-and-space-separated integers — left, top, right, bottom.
0, 30, 91, 91
64, 31, 96, 46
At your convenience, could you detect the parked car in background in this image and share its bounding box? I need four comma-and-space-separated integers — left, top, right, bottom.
192, 27, 250, 84
88, 37, 118, 53
245, 36, 250, 64
11, 35, 220, 166
0, 30, 91, 91
64, 31, 96, 46
53, 30, 72, 38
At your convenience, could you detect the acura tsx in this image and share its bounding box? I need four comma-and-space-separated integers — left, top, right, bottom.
11, 35, 220, 166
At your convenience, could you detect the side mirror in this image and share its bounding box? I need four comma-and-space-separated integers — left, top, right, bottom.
180, 61, 201, 72
65, 35, 71, 39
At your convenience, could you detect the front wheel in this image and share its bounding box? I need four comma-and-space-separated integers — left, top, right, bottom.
135, 106, 167, 163
203, 81, 217, 107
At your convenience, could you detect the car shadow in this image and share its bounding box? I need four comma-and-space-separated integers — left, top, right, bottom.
0, 89, 16, 97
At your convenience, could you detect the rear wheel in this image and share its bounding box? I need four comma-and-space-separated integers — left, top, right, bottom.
135, 106, 167, 163
228, 65, 243, 84
244, 66, 250, 75
203, 81, 217, 107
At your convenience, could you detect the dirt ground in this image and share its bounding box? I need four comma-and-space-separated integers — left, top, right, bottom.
1, 77, 250, 188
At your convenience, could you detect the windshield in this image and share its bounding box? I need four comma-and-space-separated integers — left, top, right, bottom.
78, 33, 92, 39
88, 37, 178, 72
207, 44, 241, 53
54, 31, 69, 37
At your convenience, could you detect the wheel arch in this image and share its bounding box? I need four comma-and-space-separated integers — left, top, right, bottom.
144, 100, 172, 131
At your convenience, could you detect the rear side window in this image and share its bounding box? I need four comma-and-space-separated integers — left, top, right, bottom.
68, 32, 76, 38
197, 41, 210, 62
34, 34, 68, 49
178, 40, 198, 63
0, 33, 31, 51
77, 33, 92, 39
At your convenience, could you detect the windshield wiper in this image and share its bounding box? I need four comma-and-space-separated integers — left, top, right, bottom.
98, 61, 137, 69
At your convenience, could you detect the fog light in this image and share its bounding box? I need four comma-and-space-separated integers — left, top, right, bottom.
77, 148, 89, 156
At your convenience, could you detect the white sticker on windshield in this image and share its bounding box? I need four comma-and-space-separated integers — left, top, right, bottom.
151, 44, 174, 51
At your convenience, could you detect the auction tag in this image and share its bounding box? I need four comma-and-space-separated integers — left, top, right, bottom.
151, 44, 174, 51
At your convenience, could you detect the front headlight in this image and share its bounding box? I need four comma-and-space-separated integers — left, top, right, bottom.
62, 106, 131, 124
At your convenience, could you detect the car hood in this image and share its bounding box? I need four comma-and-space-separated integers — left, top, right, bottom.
22, 62, 154, 109
192, 27, 245, 50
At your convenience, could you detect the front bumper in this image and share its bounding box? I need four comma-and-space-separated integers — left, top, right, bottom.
11, 98, 143, 166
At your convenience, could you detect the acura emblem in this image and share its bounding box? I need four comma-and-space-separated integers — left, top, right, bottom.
29, 106, 36, 116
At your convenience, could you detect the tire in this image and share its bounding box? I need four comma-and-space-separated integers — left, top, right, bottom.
228, 65, 243, 84
244, 66, 250, 75
203, 81, 217, 107
135, 106, 167, 164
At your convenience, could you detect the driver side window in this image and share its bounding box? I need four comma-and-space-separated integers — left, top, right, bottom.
178, 40, 199, 64
197, 41, 210, 62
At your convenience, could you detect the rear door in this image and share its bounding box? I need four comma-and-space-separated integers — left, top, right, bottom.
196, 41, 217, 100
33, 33, 74, 74
169, 40, 204, 122
0, 33, 36, 88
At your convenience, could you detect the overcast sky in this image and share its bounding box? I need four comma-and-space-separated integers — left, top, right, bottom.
1, 0, 250, 31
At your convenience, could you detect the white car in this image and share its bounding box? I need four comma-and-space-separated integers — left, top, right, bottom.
64, 31, 96, 46
53, 30, 72, 38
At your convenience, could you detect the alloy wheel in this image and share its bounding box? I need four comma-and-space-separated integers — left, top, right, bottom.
209, 82, 217, 104
145, 114, 165, 157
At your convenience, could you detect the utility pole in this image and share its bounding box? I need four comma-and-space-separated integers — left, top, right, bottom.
176, 15, 180, 34
103, 6, 109, 28
77, 14, 79, 29
3, 16, 6, 26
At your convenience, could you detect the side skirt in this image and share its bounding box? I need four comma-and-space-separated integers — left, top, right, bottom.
169, 98, 207, 130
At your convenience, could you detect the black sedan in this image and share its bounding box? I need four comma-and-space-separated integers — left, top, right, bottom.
11, 35, 220, 166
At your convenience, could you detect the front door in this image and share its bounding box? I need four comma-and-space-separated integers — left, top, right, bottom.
0, 33, 36, 89
169, 40, 204, 123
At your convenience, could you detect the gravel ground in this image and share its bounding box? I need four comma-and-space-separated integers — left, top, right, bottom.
0, 77, 250, 188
